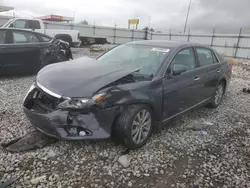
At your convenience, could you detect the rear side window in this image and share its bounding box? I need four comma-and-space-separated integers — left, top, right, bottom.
0, 30, 6, 44
12, 20, 29, 29
196, 48, 215, 67
29, 20, 41, 29
13, 31, 39, 43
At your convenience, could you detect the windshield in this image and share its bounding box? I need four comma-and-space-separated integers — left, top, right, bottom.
1, 19, 14, 28
98, 44, 171, 76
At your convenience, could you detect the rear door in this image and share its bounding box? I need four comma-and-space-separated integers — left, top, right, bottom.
162, 47, 203, 120
0, 30, 43, 74
194, 47, 221, 100
0, 30, 6, 68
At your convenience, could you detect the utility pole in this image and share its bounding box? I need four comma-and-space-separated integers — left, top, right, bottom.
183, 0, 192, 33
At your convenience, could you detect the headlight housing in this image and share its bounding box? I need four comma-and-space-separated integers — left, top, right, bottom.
57, 93, 106, 109
23, 83, 36, 103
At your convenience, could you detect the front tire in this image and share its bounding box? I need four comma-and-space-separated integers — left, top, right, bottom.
208, 81, 225, 108
114, 104, 153, 149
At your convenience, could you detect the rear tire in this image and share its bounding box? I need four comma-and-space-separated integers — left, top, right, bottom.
114, 104, 153, 149
208, 81, 225, 108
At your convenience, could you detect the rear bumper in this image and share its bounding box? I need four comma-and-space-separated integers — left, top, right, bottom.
23, 106, 120, 140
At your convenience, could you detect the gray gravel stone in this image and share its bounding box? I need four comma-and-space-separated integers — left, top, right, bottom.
118, 155, 131, 168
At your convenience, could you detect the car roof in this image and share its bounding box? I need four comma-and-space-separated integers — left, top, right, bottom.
127, 40, 201, 49
0, 27, 39, 33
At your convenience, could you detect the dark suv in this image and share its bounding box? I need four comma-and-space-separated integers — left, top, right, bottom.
23, 40, 232, 149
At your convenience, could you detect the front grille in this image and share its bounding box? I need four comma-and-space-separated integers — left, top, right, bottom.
24, 88, 63, 114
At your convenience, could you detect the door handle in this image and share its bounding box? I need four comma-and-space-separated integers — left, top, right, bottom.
217, 69, 221, 73
194, 77, 200, 81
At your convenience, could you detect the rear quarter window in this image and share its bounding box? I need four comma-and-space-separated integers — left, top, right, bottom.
196, 47, 214, 67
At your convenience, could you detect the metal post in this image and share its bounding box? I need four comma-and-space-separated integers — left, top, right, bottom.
211, 28, 215, 47
234, 28, 242, 58
44, 22, 48, 29
132, 30, 134, 41
113, 27, 116, 44
151, 32, 153, 40
144, 28, 148, 40
187, 28, 190, 42
93, 24, 96, 35
169, 28, 172, 40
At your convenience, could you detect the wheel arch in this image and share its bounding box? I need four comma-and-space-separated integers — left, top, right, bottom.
55, 34, 72, 44
111, 100, 160, 136
220, 77, 227, 93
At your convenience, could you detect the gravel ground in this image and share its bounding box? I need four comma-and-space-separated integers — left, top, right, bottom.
0, 47, 250, 188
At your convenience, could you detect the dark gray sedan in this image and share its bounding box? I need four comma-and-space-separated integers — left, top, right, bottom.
0, 28, 72, 76
23, 40, 232, 149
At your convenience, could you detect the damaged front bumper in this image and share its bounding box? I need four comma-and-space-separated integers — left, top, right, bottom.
23, 86, 121, 140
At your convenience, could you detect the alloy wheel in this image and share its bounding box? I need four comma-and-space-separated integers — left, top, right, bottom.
131, 109, 152, 144
214, 84, 224, 105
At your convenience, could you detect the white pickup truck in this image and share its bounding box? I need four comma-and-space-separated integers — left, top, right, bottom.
1, 18, 80, 46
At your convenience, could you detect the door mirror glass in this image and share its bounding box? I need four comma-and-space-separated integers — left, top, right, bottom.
173, 64, 186, 75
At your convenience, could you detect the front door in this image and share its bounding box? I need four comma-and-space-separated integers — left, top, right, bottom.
162, 47, 202, 120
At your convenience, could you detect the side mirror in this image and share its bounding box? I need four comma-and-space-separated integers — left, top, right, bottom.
9, 23, 14, 28
173, 64, 187, 75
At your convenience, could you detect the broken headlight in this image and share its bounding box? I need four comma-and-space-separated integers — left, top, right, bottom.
57, 93, 106, 109
23, 83, 36, 102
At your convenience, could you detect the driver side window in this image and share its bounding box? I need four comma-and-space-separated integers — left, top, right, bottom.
169, 48, 196, 73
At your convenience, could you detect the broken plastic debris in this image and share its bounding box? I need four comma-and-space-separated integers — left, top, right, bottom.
30, 175, 46, 185
0, 176, 21, 188
200, 130, 208, 135
1, 131, 57, 152
242, 88, 250, 94
204, 121, 213, 126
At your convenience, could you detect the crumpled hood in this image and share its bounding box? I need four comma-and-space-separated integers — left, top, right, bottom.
36, 57, 139, 98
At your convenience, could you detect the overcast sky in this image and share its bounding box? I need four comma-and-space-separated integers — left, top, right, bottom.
1, 0, 249, 33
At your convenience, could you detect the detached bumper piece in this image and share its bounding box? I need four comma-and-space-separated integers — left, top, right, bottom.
23, 87, 119, 140
1, 130, 57, 152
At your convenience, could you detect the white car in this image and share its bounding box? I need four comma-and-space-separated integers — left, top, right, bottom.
1, 18, 80, 46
